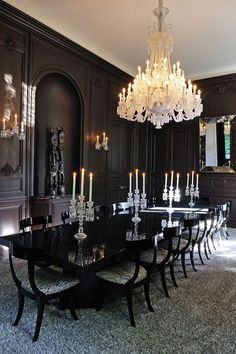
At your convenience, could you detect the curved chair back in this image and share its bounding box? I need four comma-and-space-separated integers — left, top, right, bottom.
20, 215, 52, 233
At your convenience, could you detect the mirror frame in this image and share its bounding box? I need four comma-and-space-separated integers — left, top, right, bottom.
199, 115, 236, 173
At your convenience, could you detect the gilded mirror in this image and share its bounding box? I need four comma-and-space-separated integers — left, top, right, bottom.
199, 115, 236, 173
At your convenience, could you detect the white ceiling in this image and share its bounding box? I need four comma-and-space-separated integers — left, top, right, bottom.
3, 0, 236, 80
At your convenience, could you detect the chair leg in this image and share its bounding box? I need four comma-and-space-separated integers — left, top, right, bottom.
144, 280, 154, 312
207, 237, 212, 254
69, 308, 78, 321
225, 227, 230, 240
170, 263, 178, 287
13, 291, 25, 326
181, 252, 188, 278
204, 242, 210, 260
210, 233, 217, 250
198, 242, 204, 265
125, 287, 135, 327
33, 297, 45, 342
190, 250, 197, 272
160, 266, 170, 298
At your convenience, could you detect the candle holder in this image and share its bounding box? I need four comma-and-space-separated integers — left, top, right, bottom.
162, 185, 180, 217
127, 188, 147, 223
69, 195, 94, 240
185, 185, 199, 207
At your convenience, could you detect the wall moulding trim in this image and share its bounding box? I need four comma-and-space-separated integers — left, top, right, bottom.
0, 163, 22, 176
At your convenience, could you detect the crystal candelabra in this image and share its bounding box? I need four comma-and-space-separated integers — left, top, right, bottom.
162, 172, 180, 222
185, 171, 199, 207
185, 184, 199, 207
69, 195, 94, 240
127, 188, 147, 223
162, 185, 180, 217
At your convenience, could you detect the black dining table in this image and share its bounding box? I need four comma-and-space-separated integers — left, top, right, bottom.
0, 207, 206, 308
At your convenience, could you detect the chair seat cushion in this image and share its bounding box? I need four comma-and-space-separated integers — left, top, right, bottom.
172, 237, 190, 251
140, 248, 169, 264
22, 267, 80, 295
96, 261, 147, 285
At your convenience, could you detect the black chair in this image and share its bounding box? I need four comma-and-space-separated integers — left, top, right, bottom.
112, 202, 130, 214
20, 215, 52, 232
20, 216, 53, 268
196, 212, 214, 265
9, 245, 80, 342
139, 225, 182, 298
61, 211, 79, 225
220, 201, 232, 239
96, 234, 155, 327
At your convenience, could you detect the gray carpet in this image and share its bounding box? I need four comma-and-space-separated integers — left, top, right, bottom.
0, 230, 236, 354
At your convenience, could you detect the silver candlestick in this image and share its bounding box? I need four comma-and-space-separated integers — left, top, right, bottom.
69, 195, 94, 240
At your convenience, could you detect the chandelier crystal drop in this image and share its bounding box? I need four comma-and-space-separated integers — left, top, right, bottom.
117, 0, 203, 129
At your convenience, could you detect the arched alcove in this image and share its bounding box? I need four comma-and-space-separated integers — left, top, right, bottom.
34, 73, 82, 196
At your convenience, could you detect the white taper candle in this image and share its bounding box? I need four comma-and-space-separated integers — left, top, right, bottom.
142, 173, 145, 194
196, 174, 199, 189
89, 173, 93, 202
186, 173, 189, 189
135, 169, 138, 190
72, 172, 76, 200
176, 173, 179, 190
80, 168, 85, 196
129, 172, 132, 193
191, 171, 194, 186
170, 171, 174, 188
164, 173, 168, 189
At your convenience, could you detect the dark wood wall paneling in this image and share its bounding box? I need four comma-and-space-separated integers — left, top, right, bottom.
0, 2, 133, 235
1, 3, 236, 234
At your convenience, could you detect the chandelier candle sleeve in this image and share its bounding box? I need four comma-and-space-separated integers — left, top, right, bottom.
72, 172, 76, 200
129, 172, 132, 193
164, 173, 168, 189
170, 171, 174, 188
142, 173, 145, 194
2, 118, 5, 130
80, 168, 85, 196
191, 171, 194, 186
135, 169, 138, 190
176, 173, 179, 190
14, 113, 17, 125
196, 174, 199, 189
89, 173, 93, 202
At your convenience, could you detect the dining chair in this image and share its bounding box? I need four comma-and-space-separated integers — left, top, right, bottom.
219, 201, 232, 239
61, 211, 79, 225
20, 215, 53, 268
20, 215, 52, 232
139, 224, 182, 298
112, 202, 130, 214
96, 234, 155, 327
196, 212, 214, 265
9, 245, 80, 342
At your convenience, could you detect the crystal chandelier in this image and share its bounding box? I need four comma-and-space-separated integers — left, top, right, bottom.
117, 0, 203, 129
0, 74, 25, 140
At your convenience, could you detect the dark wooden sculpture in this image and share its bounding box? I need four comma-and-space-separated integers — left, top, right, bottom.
49, 127, 65, 197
